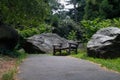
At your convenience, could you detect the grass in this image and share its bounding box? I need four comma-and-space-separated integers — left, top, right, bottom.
71, 49, 120, 73
1, 49, 27, 80
16, 50, 27, 65
1, 69, 16, 80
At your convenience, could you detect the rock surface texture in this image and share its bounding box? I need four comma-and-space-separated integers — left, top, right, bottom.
87, 27, 120, 58
0, 23, 18, 50
22, 33, 70, 53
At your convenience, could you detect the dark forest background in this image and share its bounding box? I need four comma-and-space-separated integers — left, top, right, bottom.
1, 0, 120, 42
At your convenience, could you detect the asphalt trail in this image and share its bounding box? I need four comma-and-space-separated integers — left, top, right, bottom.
17, 54, 120, 80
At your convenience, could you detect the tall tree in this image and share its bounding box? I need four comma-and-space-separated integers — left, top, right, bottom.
66, 0, 78, 22
100, 0, 120, 19
84, 0, 102, 20
99, 0, 113, 18
67, 0, 85, 21
66, 0, 85, 22
84, 0, 120, 20
0, 0, 51, 29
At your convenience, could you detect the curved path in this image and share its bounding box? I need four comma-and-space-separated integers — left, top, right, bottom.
17, 54, 120, 80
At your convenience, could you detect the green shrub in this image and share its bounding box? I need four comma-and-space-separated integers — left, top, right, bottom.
38, 24, 52, 33
2, 69, 15, 80
19, 23, 52, 38
113, 18, 120, 28
81, 18, 120, 42
53, 19, 82, 40
0, 49, 17, 58
0, 48, 27, 58
67, 30, 77, 40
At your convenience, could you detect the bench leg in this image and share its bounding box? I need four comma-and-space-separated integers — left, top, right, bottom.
59, 49, 62, 55
68, 48, 71, 54
53, 50, 55, 55
53, 49, 62, 55
53, 47, 56, 55
75, 48, 78, 54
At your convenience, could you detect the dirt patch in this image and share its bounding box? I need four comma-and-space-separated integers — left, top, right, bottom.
0, 56, 16, 80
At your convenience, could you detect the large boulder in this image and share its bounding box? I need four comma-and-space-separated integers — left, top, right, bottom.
22, 33, 70, 53
0, 23, 19, 50
87, 27, 120, 58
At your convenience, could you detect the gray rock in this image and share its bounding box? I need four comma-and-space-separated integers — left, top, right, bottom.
0, 23, 19, 50
22, 33, 70, 53
87, 27, 120, 58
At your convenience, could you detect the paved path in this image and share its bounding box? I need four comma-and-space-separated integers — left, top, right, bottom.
17, 54, 120, 80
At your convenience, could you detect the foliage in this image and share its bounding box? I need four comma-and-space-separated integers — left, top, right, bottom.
1, 50, 27, 80
67, 30, 77, 40
81, 18, 120, 42
52, 18, 82, 40
0, 48, 27, 58
84, 0, 120, 20
2, 69, 16, 80
48, 0, 63, 11
16, 49, 27, 64
0, 0, 51, 29
0, 49, 17, 58
19, 24, 52, 38
66, 0, 86, 22
49, 13, 60, 27
113, 18, 120, 27
71, 49, 86, 58
99, 0, 113, 19
84, 0, 101, 20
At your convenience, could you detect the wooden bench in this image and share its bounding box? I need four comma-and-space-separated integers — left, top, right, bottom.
53, 41, 80, 55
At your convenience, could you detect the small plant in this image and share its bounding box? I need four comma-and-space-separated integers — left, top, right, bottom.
0, 48, 23, 58
2, 69, 16, 80
71, 49, 87, 59
67, 30, 77, 40
16, 50, 27, 65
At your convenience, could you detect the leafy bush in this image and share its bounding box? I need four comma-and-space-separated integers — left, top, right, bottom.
81, 18, 120, 42
67, 30, 77, 40
0, 48, 26, 58
53, 19, 82, 40
0, 0, 51, 30
1, 68, 17, 80
19, 24, 52, 38
113, 18, 120, 28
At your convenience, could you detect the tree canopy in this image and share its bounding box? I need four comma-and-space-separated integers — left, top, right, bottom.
84, 0, 120, 20
0, 0, 51, 29
1, 0, 120, 41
